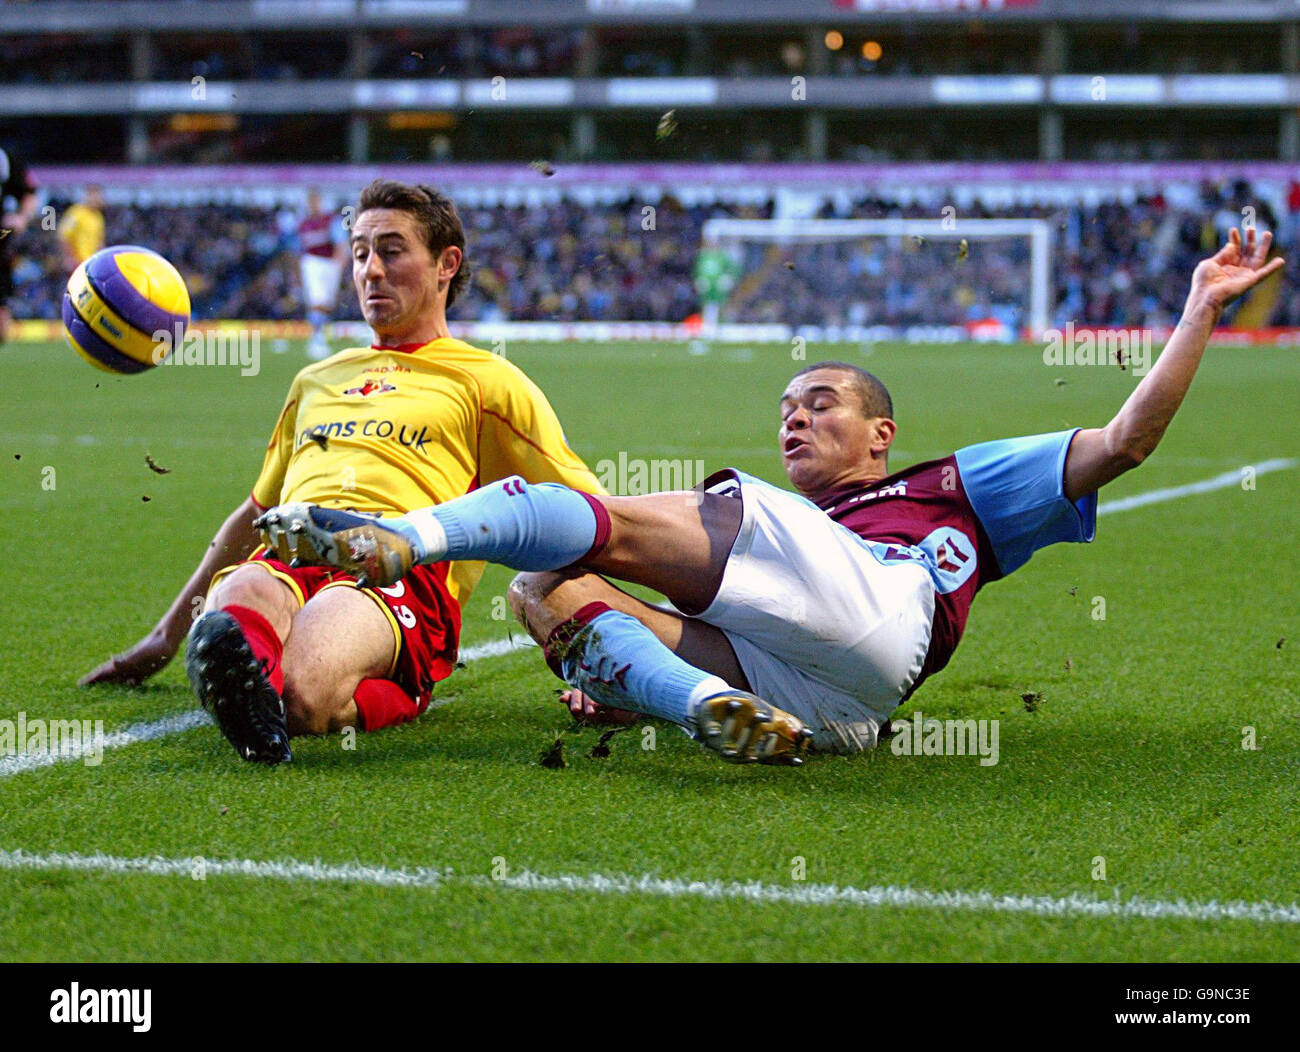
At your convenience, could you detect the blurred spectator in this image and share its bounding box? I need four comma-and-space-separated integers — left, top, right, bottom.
1, 144, 39, 343
57, 184, 105, 269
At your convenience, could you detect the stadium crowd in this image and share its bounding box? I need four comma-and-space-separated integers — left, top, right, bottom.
7, 178, 1296, 330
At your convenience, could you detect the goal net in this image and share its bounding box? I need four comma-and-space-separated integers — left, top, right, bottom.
699, 217, 1055, 341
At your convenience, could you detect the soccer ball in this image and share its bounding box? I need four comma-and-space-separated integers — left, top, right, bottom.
62, 244, 190, 374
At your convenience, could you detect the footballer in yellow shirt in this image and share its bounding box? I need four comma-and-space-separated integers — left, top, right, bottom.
58, 186, 106, 267
246, 336, 600, 608
81, 179, 603, 765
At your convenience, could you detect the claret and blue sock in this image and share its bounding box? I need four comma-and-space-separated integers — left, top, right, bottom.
384, 477, 610, 571
543, 601, 732, 731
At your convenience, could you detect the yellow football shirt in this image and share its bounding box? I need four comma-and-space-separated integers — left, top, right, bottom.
58, 203, 105, 264
250, 337, 604, 606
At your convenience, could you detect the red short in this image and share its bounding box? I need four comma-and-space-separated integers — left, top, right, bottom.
209, 547, 461, 712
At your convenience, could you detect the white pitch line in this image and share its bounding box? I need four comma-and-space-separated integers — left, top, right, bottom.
0, 710, 211, 778
499, 871, 1300, 925
1098, 458, 1296, 516
457, 635, 537, 662
0, 635, 536, 779
0, 847, 1296, 925
0, 848, 446, 889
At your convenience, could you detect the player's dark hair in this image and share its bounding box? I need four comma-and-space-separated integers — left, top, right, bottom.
794, 361, 894, 419
356, 178, 471, 308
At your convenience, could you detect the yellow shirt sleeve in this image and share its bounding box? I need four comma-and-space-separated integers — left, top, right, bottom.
250, 378, 301, 509
478, 361, 606, 495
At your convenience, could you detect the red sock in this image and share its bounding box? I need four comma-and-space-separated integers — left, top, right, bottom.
353, 678, 420, 732
223, 604, 285, 694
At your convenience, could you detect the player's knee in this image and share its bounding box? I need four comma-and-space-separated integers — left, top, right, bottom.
210, 566, 294, 631
506, 572, 536, 621
209, 565, 263, 606
506, 569, 574, 618
508, 571, 563, 638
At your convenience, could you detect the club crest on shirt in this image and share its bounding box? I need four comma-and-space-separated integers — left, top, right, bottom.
917, 526, 978, 593
864, 525, 977, 595
344, 379, 397, 397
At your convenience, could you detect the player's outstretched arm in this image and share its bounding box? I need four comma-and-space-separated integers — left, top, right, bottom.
1063, 227, 1285, 502
79, 496, 263, 687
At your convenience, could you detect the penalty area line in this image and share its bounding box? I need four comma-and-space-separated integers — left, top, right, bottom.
0, 847, 1297, 926
0, 635, 536, 779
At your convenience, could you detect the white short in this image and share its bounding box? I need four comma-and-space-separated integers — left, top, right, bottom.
300, 253, 343, 310
682, 471, 935, 751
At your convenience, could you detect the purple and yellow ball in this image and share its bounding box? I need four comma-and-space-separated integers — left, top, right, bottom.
61, 245, 190, 374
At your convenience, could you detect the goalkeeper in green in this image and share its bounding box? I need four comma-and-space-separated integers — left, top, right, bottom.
693, 235, 741, 334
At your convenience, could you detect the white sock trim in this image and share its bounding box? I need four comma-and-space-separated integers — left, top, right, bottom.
684, 676, 734, 730
402, 507, 449, 562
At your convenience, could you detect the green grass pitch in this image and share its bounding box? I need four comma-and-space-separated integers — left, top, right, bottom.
1, 336, 1296, 961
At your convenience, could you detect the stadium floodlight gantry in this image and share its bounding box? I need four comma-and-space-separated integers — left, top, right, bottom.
1, 0, 1299, 163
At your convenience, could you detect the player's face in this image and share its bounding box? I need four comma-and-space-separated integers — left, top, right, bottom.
778, 368, 882, 496
350, 209, 442, 338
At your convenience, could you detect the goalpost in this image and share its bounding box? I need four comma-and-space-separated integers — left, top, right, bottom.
700, 217, 1055, 340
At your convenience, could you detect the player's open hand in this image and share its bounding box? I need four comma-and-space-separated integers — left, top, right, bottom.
560, 688, 641, 725
79, 627, 176, 687
1190, 226, 1286, 313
